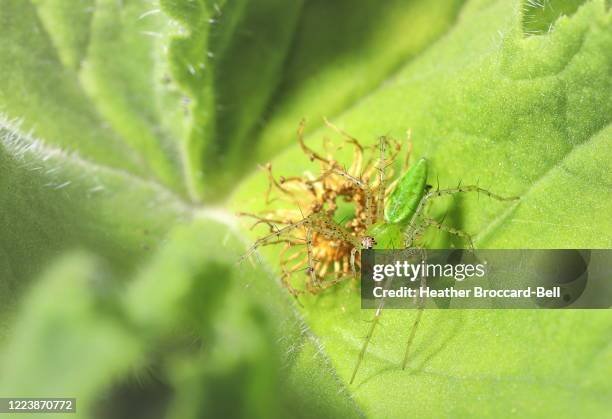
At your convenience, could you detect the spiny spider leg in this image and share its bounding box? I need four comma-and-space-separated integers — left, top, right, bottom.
307, 212, 361, 247
376, 137, 388, 222
350, 253, 411, 385
426, 185, 519, 203
400, 247, 427, 371
406, 185, 520, 247
305, 228, 320, 288
350, 248, 427, 384
373, 135, 403, 222
240, 218, 311, 263
422, 216, 475, 250
404, 218, 428, 248
350, 247, 359, 279
396, 188, 518, 370
350, 300, 384, 384
307, 273, 355, 294
402, 274, 426, 370
302, 213, 362, 289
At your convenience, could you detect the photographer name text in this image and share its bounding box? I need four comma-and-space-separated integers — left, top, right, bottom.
373, 286, 561, 299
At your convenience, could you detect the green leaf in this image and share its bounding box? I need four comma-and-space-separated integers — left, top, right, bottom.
161, 0, 303, 199
0, 218, 362, 418
0, 1, 361, 415
254, 0, 465, 162
231, 0, 612, 416
30, 0, 95, 71
77, 0, 188, 194
0, 252, 143, 416
0, 116, 191, 320
0, 0, 148, 177
302, 298, 612, 417
1, 0, 610, 417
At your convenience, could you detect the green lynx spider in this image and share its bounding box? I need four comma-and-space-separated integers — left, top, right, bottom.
242, 122, 519, 384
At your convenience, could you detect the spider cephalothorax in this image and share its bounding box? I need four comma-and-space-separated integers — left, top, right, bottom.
361, 236, 377, 249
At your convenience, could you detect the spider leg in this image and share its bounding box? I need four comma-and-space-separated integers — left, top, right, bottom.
425, 185, 520, 203
406, 185, 519, 247
306, 213, 362, 289
404, 220, 427, 248
376, 136, 388, 222
350, 247, 359, 279
305, 228, 320, 288
307, 273, 354, 294
351, 247, 429, 382
351, 242, 427, 385
350, 273, 397, 384
240, 218, 311, 263
423, 216, 475, 250
308, 212, 361, 247
402, 274, 425, 370
350, 302, 383, 384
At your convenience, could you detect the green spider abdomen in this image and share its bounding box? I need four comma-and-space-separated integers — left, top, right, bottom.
384, 158, 428, 225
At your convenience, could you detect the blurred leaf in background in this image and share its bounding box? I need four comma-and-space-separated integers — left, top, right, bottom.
0, 0, 610, 418
0, 220, 361, 418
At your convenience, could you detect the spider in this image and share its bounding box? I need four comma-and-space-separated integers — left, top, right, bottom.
240, 119, 519, 383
